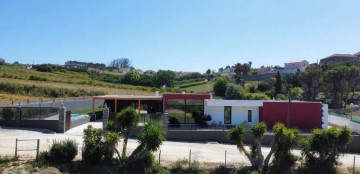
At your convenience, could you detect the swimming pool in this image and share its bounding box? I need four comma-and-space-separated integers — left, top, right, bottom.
71, 114, 81, 119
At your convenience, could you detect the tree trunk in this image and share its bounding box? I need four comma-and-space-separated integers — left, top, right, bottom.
255, 139, 264, 168
264, 140, 276, 167
122, 130, 130, 157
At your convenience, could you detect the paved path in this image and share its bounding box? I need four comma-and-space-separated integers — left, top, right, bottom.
329, 115, 360, 134
1, 121, 359, 168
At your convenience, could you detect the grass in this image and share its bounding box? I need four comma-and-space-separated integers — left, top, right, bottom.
181, 81, 215, 93
0, 65, 155, 104
0, 155, 17, 173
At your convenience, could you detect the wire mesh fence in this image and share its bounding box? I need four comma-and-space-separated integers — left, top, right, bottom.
0, 137, 359, 171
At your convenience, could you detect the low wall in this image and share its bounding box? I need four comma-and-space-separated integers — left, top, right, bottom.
71, 116, 91, 129
0, 120, 59, 132
166, 130, 360, 153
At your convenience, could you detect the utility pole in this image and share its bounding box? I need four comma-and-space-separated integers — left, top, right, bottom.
287, 87, 291, 127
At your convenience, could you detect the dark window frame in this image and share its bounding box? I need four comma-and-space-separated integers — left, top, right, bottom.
248, 110, 252, 122
224, 106, 232, 124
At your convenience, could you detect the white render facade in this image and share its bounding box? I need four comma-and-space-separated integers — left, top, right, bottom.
204, 100, 262, 125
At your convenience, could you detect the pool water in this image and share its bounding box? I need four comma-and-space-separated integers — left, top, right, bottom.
71, 114, 81, 119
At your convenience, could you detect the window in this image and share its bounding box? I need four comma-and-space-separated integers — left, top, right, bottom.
166, 99, 204, 124
248, 110, 252, 122
224, 106, 231, 124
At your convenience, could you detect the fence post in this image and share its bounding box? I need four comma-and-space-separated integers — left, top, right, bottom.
15, 138, 18, 157
12, 100, 13, 105
189, 149, 191, 168
158, 150, 161, 165
225, 150, 227, 168
354, 156, 356, 174
36, 139, 40, 160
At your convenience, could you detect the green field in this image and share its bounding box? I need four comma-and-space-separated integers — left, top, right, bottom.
0, 64, 215, 104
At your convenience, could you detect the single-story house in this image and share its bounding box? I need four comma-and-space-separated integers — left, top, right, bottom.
92, 93, 328, 129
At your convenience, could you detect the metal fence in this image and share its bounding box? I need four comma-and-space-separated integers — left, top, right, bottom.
0, 96, 93, 106
0, 138, 359, 171
0, 106, 59, 120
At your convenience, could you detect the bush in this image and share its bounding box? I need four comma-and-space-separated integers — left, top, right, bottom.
48, 139, 78, 163
1, 108, 15, 120
301, 126, 353, 173
82, 125, 105, 164
213, 77, 229, 97
29, 75, 48, 81
225, 83, 245, 100
168, 117, 180, 128
32, 64, 54, 72
0, 58, 5, 65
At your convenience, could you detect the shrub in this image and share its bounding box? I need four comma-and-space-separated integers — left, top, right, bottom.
1, 108, 15, 120
301, 126, 353, 173
225, 83, 245, 100
213, 77, 229, 97
48, 139, 78, 163
32, 64, 53, 72
34, 151, 50, 167
192, 111, 211, 127
0, 58, 5, 65
168, 117, 180, 128
82, 125, 105, 164
29, 75, 48, 81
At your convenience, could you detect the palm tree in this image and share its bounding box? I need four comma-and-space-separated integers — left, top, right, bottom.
115, 107, 140, 157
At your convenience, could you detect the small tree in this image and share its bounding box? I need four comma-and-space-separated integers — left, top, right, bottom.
274, 71, 282, 97
227, 122, 267, 169
125, 121, 165, 173
115, 107, 140, 157
225, 83, 245, 100
266, 123, 300, 173
213, 77, 229, 97
0, 58, 5, 65
301, 126, 352, 173
82, 125, 105, 164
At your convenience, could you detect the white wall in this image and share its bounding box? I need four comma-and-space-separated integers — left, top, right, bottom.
205, 105, 259, 125
322, 104, 328, 128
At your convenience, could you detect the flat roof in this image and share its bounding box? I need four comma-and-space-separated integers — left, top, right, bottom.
93, 95, 163, 100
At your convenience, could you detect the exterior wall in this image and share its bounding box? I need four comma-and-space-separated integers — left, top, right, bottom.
261, 101, 322, 129
322, 104, 328, 128
205, 105, 259, 125
284, 60, 309, 69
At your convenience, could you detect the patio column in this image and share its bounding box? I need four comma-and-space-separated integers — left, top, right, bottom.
115, 99, 118, 113
138, 100, 141, 114
102, 104, 109, 131
92, 97, 95, 114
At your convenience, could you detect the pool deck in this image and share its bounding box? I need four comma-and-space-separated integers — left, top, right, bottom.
329, 114, 360, 134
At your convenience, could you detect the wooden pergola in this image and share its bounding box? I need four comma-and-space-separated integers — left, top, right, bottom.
92, 95, 163, 113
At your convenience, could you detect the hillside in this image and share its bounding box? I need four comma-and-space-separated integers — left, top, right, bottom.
0, 65, 214, 105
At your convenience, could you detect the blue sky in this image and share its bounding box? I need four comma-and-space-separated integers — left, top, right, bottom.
1, 1, 359, 73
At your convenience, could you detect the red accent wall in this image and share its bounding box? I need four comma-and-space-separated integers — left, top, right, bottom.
162, 94, 210, 113
261, 102, 322, 129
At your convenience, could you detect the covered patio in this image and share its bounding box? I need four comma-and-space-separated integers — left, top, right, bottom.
92, 95, 163, 116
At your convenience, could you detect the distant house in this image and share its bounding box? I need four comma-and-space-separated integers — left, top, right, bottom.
279, 60, 309, 75
258, 66, 276, 75
320, 53, 360, 66
112, 67, 130, 73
